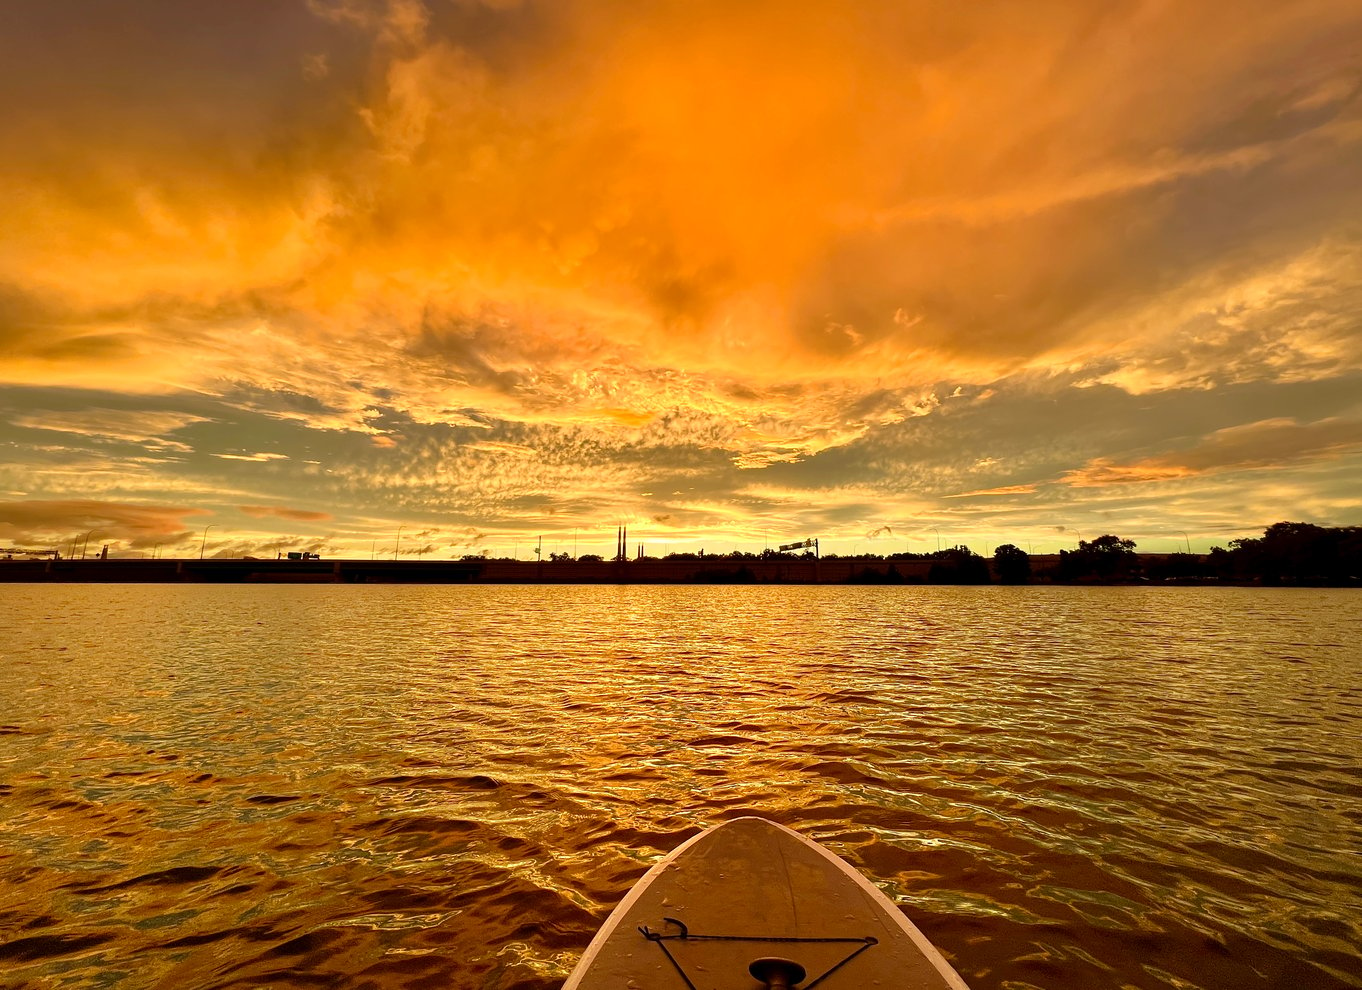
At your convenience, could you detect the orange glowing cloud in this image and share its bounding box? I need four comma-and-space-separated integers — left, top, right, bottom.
945, 485, 1040, 499
4, 0, 1357, 407
238, 504, 334, 522
1, 0, 1360, 552
1061, 418, 1362, 487
0, 499, 209, 548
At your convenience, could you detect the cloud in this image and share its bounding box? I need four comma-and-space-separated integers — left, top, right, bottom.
463, 440, 537, 457
1068, 239, 1362, 395
5, 0, 1358, 402
301, 52, 331, 81
238, 504, 334, 522
211, 452, 290, 462
10, 408, 209, 450
946, 485, 1040, 498
1061, 417, 1362, 487
598, 408, 655, 428
0, 499, 208, 548
0, 0, 1360, 549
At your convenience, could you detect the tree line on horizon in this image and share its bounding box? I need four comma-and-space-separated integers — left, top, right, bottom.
463, 521, 1361, 586
843, 522, 1360, 585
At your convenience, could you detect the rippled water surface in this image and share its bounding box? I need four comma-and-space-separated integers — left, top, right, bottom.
1, 585, 1359, 990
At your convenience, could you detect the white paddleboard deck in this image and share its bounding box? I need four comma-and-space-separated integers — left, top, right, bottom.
564, 817, 970, 989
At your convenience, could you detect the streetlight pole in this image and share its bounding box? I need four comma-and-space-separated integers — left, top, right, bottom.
199, 524, 216, 559
931, 527, 941, 552
79, 530, 94, 559
394, 526, 405, 561
1177, 531, 1191, 554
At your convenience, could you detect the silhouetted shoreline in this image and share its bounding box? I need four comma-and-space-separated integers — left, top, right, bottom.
0, 553, 1354, 586
4, 523, 1357, 586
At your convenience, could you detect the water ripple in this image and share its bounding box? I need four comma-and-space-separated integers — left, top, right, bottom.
0, 585, 1359, 989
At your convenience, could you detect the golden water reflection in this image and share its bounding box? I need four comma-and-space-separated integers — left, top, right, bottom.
0, 585, 1359, 989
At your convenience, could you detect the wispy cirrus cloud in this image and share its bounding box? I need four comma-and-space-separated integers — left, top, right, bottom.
10, 409, 209, 450
211, 452, 290, 462
946, 485, 1040, 499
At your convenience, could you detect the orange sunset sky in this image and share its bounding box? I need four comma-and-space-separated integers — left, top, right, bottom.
2, 0, 1361, 559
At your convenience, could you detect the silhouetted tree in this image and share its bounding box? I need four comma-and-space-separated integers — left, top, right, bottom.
927, 546, 990, 584
1230, 522, 1362, 584
1059, 534, 1138, 581
992, 544, 1031, 584
1206, 546, 1234, 580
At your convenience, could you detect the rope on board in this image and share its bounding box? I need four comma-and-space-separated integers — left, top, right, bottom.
638, 916, 879, 989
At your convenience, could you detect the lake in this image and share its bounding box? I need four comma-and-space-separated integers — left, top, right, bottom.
0, 585, 1358, 989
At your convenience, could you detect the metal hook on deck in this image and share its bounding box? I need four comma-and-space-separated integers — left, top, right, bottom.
637, 917, 690, 941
